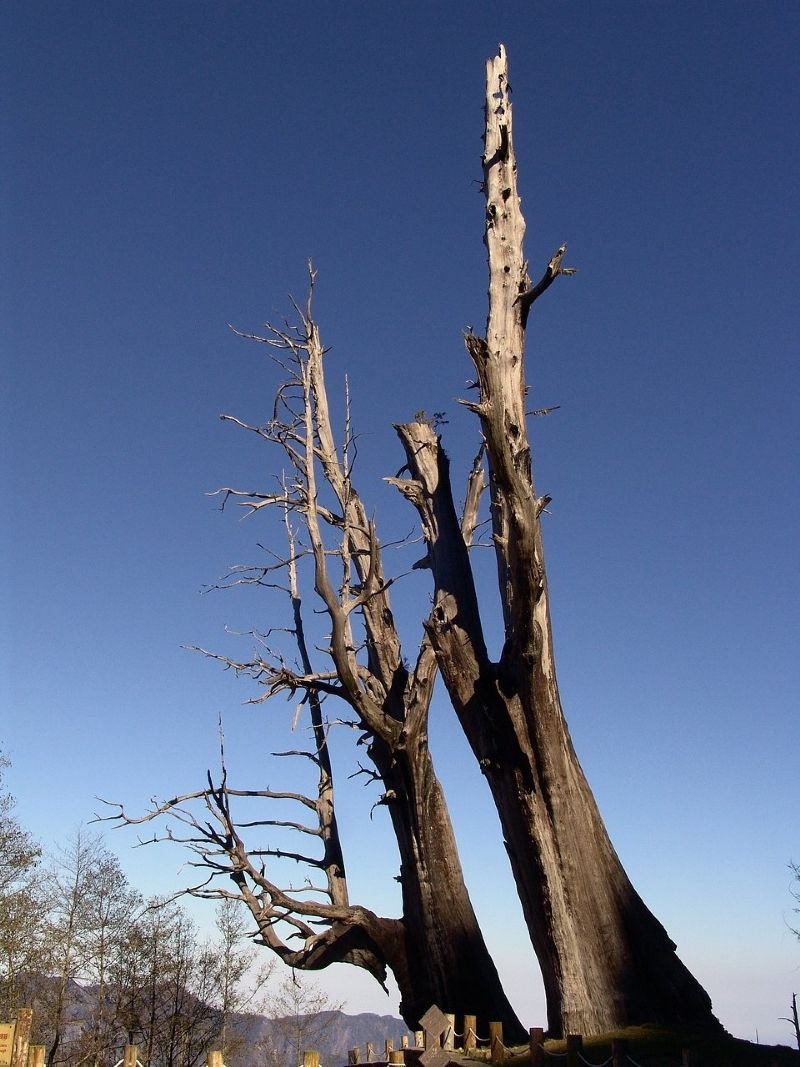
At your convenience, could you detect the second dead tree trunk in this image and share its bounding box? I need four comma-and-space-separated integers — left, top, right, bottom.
389, 46, 719, 1037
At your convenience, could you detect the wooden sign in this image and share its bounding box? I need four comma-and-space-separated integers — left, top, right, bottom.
0, 1024, 15, 1067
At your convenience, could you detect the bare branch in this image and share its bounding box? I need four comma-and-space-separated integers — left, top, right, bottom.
514, 244, 578, 328
99, 755, 395, 988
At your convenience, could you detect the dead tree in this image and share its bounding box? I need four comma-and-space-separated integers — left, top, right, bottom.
386, 46, 718, 1036
111, 44, 717, 1040
781, 992, 800, 1052
107, 276, 524, 1039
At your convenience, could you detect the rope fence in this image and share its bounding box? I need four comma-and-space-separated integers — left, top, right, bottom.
345, 1010, 706, 1067
0, 1001, 729, 1067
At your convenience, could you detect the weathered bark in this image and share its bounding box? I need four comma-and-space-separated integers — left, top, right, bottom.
389, 46, 718, 1037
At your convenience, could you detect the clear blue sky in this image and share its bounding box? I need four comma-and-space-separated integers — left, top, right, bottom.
2, 0, 798, 1047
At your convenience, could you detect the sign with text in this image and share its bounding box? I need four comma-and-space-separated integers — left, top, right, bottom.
0, 1023, 16, 1067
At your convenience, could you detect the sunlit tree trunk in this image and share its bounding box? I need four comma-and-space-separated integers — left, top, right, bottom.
389, 45, 719, 1038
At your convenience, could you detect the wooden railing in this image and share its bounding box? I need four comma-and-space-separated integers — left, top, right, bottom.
0, 1003, 711, 1067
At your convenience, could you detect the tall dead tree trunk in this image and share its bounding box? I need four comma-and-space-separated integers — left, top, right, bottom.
389, 45, 718, 1037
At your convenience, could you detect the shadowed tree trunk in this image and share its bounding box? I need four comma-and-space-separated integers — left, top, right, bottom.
388, 45, 718, 1038
366, 722, 526, 1034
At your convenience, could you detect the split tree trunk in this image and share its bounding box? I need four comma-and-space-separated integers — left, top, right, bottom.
389, 46, 718, 1037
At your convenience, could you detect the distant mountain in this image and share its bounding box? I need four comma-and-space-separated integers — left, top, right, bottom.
14, 974, 407, 1067
232, 1008, 409, 1067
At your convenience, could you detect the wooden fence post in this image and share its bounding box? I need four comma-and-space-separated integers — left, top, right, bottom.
366, 1042, 374, 1062
125, 1046, 141, 1067
302, 1052, 320, 1067
389, 1053, 404, 1065
443, 1016, 454, 1052
463, 1016, 476, 1052
26, 1049, 45, 1067
566, 1035, 582, 1067
489, 1022, 504, 1064
206, 1052, 223, 1067
529, 1028, 544, 1067
611, 1038, 628, 1067
348, 1049, 360, 1065
10, 1010, 32, 1067
414, 1032, 423, 1049
400, 1035, 409, 1050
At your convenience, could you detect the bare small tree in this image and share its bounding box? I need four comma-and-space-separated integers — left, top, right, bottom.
784, 866, 800, 1050
781, 992, 800, 1052
210, 898, 273, 1065
257, 972, 343, 1067
110, 898, 224, 1067
79, 850, 141, 1067
45, 830, 105, 1067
